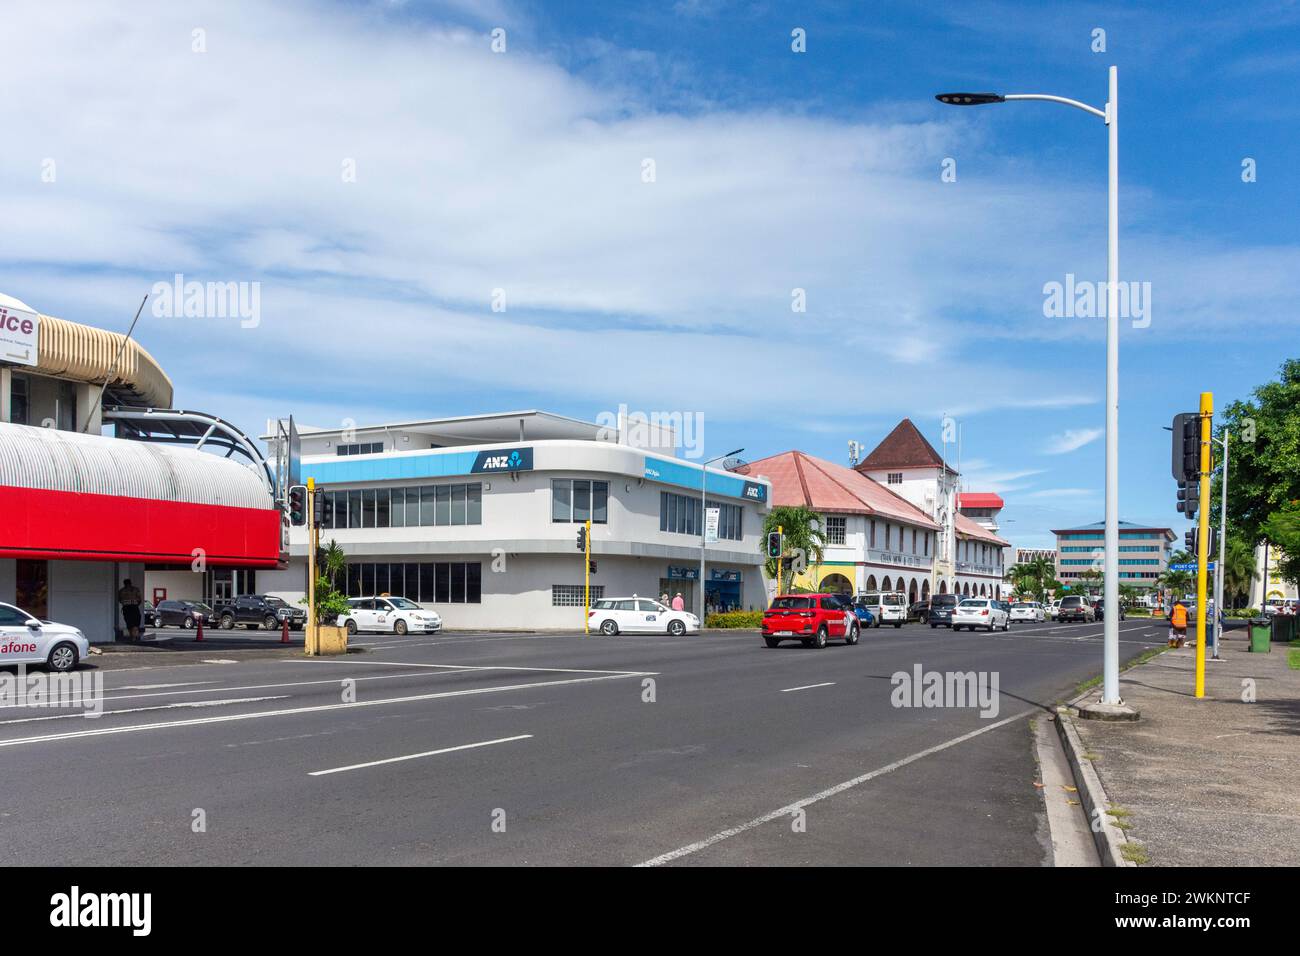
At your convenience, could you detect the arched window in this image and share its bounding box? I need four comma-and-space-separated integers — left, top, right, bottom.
821, 572, 853, 595
922, 580, 931, 600
865, 575, 877, 592
881, 576, 892, 592
908, 579, 918, 603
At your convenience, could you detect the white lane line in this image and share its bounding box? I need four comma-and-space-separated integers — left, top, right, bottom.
112, 681, 220, 691
296, 659, 655, 676
0, 669, 476, 710
637, 709, 1035, 867
308, 734, 533, 776
0, 671, 650, 749
0, 697, 290, 725
780, 682, 836, 693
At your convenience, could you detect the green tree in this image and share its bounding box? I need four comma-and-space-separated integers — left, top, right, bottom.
1158, 549, 1194, 599
303, 538, 351, 624
760, 506, 826, 594
1221, 536, 1258, 607
1262, 505, 1300, 594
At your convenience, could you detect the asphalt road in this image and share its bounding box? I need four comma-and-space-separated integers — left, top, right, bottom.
0, 618, 1167, 866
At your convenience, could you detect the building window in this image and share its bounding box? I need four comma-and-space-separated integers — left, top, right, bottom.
337, 442, 383, 456
552, 584, 605, 607
887, 472, 903, 484
659, 492, 741, 540
344, 561, 480, 603
869, 520, 876, 548
9, 374, 29, 425
825, 516, 846, 545
322, 484, 483, 529
552, 479, 610, 523
56, 381, 76, 431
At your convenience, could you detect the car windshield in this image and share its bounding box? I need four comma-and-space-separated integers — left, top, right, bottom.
932, 595, 957, 606
191, 602, 212, 612
882, 594, 905, 605
771, 597, 813, 610
959, 600, 987, 608
1012, 603, 1031, 609
264, 597, 287, 607
387, 598, 420, 609
592, 600, 615, 610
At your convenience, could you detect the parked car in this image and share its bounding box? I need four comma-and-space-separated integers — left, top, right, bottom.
907, 600, 930, 623
927, 593, 959, 628
1046, 600, 1061, 620
848, 599, 877, 629
338, 596, 442, 636
0, 601, 90, 672
1009, 601, 1046, 623
214, 594, 307, 630
155, 599, 217, 629
857, 591, 907, 628
952, 597, 1010, 632
589, 597, 699, 636
141, 600, 158, 628
1093, 599, 1125, 622
1057, 595, 1095, 623
762, 593, 858, 648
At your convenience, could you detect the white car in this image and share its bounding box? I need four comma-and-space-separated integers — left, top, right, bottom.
338, 596, 442, 636
589, 597, 699, 636
1009, 602, 1046, 623
857, 591, 908, 628
1046, 601, 1061, 620
952, 598, 1010, 632
0, 601, 90, 672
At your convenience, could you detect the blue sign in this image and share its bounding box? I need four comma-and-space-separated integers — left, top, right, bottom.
667, 566, 699, 580
470, 447, 533, 473
1169, 562, 1215, 572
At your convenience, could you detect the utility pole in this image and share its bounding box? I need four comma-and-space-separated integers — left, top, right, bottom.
1211, 431, 1230, 659
584, 518, 591, 633
307, 477, 318, 654
1194, 393, 1213, 698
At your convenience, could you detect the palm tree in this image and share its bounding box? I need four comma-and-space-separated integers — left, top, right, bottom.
1221, 537, 1257, 608
316, 538, 346, 591
1158, 549, 1193, 600
761, 506, 826, 594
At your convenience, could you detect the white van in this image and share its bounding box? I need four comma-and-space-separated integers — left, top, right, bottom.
857, 591, 908, 628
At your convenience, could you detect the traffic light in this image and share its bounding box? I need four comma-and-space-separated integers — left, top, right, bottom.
766, 531, 783, 559
1176, 480, 1197, 520
288, 484, 307, 526
1171, 412, 1200, 482
576, 526, 587, 552
320, 493, 334, 528
1185, 528, 1197, 553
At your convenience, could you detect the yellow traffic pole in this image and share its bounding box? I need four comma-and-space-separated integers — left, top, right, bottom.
776, 524, 784, 595
583, 518, 591, 634
1195, 392, 1213, 698
306, 477, 317, 655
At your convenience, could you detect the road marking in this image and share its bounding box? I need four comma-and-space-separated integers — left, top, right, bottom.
0, 697, 290, 725
308, 734, 533, 776
780, 682, 836, 693
0, 671, 650, 749
297, 659, 655, 677
637, 709, 1035, 867
112, 681, 219, 691
201, 659, 240, 664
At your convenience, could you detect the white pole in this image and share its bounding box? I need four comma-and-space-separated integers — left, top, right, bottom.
699, 465, 706, 620
1102, 65, 1121, 705
1213, 435, 1228, 658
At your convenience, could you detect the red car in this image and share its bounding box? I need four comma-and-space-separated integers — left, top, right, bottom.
762, 593, 859, 649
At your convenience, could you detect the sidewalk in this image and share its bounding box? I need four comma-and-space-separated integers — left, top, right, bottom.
1072, 628, 1300, 865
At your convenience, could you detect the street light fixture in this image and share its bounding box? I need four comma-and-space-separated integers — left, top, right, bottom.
700, 447, 744, 621
937, 66, 1130, 716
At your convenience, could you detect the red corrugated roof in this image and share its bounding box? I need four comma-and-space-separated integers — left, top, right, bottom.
959, 492, 1004, 510
740, 451, 939, 528
955, 511, 1010, 547
857, 418, 950, 472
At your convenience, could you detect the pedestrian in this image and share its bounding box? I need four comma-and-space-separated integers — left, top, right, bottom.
660, 592, 669, 607
1169, 600, 1188, 648
118, 578, 143, 642
671, 592, 685, 611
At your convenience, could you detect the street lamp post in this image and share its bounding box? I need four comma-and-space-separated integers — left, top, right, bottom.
1210, 432, 1230, 660
937, 67, 1132, 714
700, 447, 744, 621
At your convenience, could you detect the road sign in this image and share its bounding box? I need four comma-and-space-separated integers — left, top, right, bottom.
1169, 562, 1215, 572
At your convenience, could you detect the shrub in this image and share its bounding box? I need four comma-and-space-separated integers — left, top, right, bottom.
705, 611, 764, 629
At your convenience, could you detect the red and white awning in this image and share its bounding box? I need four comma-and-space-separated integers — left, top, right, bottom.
0, 422, 281, 567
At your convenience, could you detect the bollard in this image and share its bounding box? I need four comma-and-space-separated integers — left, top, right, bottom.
195, 616, 204, 642
281, 618, 290, 644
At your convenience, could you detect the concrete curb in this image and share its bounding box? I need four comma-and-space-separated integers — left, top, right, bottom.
1053, 706, 1136, 867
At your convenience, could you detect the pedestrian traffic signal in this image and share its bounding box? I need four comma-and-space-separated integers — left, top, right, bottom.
766, 531, 783, 559
1171, 412, 1201, 482
288, 484, 307, 526
1176, 480, 1197, 519
576, 526, 587, 552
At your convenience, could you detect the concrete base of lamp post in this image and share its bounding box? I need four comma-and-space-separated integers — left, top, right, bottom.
1076, 699, 1141, 722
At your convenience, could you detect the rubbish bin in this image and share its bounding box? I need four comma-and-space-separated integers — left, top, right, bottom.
1273, 613, 1297, 644
1249, 618, 1272, 653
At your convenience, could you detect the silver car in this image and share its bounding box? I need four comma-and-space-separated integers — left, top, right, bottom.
0, 602, 91, 672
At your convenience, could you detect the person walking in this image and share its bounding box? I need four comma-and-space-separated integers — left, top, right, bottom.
671, 592, 685, 611
118, 578, 144, 642
1169, 600, 1188, 648
660, 592, 670, 607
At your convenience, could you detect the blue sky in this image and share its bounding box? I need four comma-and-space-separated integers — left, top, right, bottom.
1, 0, 1297, 549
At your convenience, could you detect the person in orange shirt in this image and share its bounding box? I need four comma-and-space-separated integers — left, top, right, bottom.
1169, 601, 1188, 648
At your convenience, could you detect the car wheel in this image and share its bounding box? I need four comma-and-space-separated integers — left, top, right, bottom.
764, 637, 780, 648
47, 642, 78, 673
813, 625, 828, 648
263, 614, 279, 630
930, 622, 937, 629
395, 619, 408, 636
668, 619, 686, 636
600, 619, 618, 636
220, 614, 234, 630
893, 622, 902, 628
345, 619, 357, 636
846, 622, 860, 645
182, 616, 194, 629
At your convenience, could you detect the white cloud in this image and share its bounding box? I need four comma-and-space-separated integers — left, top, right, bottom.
1044, 428, 1104, 455
1023, 487, 1098, 499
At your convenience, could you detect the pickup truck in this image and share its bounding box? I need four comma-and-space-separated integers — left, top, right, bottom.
213, 594, 307, 631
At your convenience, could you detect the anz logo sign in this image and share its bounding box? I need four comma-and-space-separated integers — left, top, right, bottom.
471, 447, 534, 473
743, 481, 767, 502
